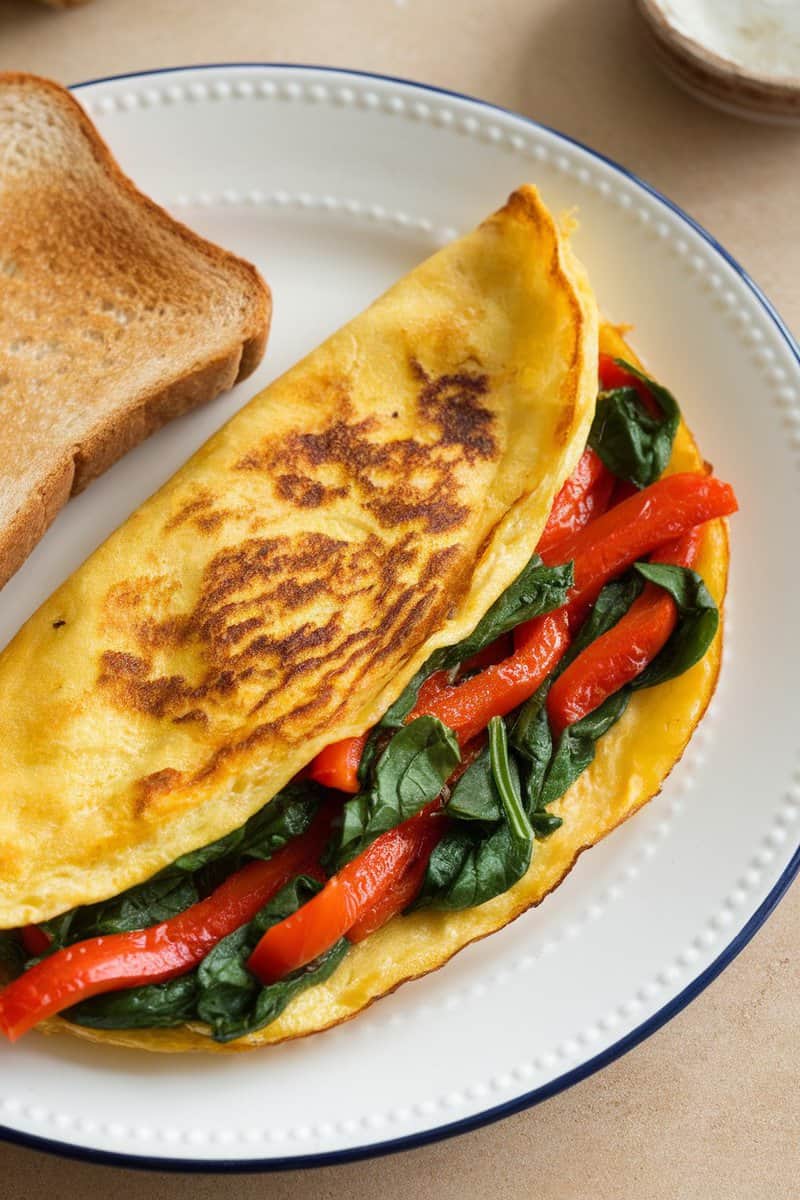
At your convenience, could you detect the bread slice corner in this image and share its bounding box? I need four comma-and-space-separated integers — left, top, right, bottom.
0, 71, 271, 590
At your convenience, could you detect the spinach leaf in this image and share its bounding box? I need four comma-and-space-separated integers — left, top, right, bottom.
563, 574, 644, 667
632, 562, 719, 690
174, 782, 323, 872
589, 359, 680, 488
335, 716, 460, 866
379, 559, 573, 729
446, 748, 500, 822
452, 559, 575, 664
36, 874, 200, 955
510, 681, 553, 818
508, 691, 565, 837
66, 976, 199, 1030
416, 718, 533, 911
0, 931, 24, 983
38, 911, 77, 953
414, 822, 525, 910
488, 717, 534, 850
538, 689, 632, 810
196, 875, 348, 1043
71, 874, 200, 941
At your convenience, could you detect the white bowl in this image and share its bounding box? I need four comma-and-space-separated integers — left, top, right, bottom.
635, 0, 800, 124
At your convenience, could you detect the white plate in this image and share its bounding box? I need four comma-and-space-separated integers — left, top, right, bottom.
1, 65, 798, 1171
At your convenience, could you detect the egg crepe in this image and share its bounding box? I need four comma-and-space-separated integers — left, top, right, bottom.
0, 190, 731, 1054
0, 185, 598, 930
33, 323, 727, 1052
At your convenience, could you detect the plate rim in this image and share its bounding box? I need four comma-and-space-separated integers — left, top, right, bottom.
0, 60, 797, 1174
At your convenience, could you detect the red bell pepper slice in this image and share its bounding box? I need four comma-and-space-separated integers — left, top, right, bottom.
347, 816, 445, 944
20, 925, 52, 958
546, 526, 704, 738
456, 634, 512, 677
0, 809, 335, 1042
408, 609, 570, 745
309, 733, 368, 795
540, 472, 736, 623
248, 805, 444, 984
536, 448, 615, 554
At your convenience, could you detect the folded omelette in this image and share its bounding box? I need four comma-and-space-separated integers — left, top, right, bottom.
0, 186, 734, 1051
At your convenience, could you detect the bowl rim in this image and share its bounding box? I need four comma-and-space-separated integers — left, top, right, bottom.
635, 0, 800, 99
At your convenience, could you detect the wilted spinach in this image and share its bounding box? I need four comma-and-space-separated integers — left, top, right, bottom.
632, 562, 719, 689
589, 359, 680, 488
415, 718, 533, 911
66, 876, 349, 1041
196, 876, 348, 1043
334, 716, 460, 867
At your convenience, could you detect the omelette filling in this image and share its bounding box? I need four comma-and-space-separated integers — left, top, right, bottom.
0, 357, 738, 1044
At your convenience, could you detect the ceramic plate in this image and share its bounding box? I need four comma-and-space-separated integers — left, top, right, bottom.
1, 64, 798, 1171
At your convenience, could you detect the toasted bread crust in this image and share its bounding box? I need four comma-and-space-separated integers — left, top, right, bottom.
0, 73, 271, 591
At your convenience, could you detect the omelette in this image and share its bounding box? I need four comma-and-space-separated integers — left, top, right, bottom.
0, 186, 736, 1051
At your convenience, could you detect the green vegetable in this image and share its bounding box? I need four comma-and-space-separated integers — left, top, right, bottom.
632, 562, 719, 689
173, 782, 323, 872
488, 717, 534, 849
563, 575, 644, 666
196, 876, 348, 1043
66, 876, 350, 1040
335, 716, 460, 866
75, 876, 199, 942
414, 823, 524, 911
446, 748, 499, 822
379, 558, 573, 728
0, 932, 24, 983
538, 689, 631, 810
509, 682, 553, 821
416, 718, 533, 911
589, 359, 680, 488
67, 977, 199, 1030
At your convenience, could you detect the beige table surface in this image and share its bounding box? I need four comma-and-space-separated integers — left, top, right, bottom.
0, 0, 797, 1195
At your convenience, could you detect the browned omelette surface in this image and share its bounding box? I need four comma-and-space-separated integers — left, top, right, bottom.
42, 324, 729, 1052
0, 186, 598, 927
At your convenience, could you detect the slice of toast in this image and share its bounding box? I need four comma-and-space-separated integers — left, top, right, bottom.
0, 73, 271, 590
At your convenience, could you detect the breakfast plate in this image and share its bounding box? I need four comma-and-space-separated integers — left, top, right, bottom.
0, 63, 798, 1170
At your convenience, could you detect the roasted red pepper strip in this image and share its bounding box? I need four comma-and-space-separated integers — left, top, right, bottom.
0, 810, 334, 1042
408, 609, 570, 745
539, 472, 736, 624
20, 925, 52, 958
308, 623, 558, 794
248, 805, 443, 984
347, 817, 444, 943
546, 527, 704, 738
536, 448, 615, 554
598, 353, 660, 417
456, 634, 512, 677
309, 733, 368, 795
